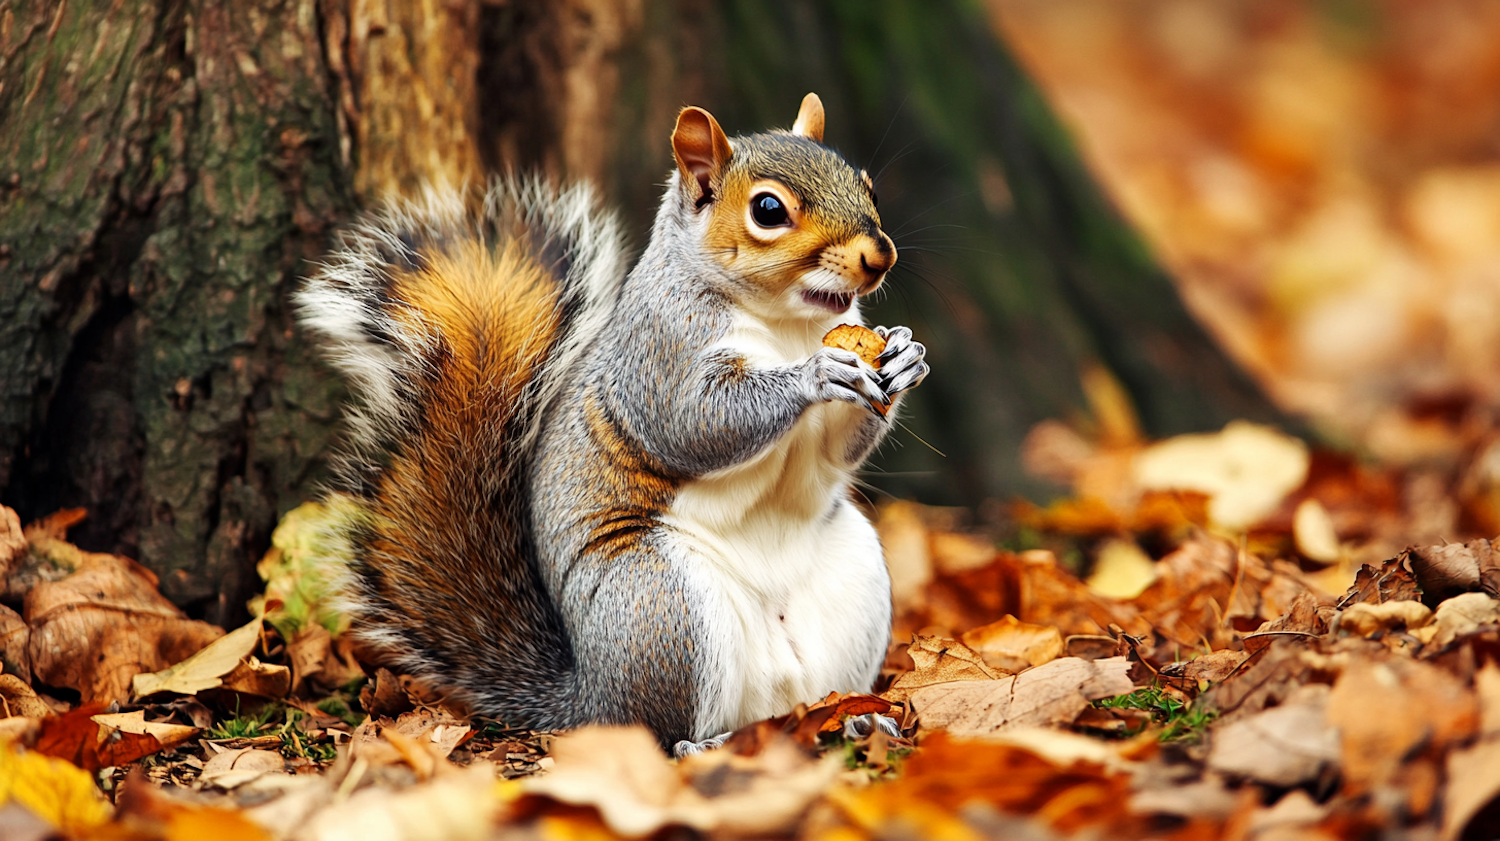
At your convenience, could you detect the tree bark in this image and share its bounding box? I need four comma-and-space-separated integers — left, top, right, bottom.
0, 0, 350, 623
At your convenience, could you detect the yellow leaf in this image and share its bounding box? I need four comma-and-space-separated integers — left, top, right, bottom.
1086, 539, 1157, 599
0, 737, 113, 833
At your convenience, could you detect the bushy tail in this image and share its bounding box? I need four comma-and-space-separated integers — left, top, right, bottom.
297, 179, 626, 726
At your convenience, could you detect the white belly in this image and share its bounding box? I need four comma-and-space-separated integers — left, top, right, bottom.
663, 405, 893, 738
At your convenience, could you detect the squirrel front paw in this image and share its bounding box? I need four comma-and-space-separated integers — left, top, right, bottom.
873, 326, 929, 396
802, 346, 890, 415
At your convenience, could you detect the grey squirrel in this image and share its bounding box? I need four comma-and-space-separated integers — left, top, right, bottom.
298, 94, 928, 750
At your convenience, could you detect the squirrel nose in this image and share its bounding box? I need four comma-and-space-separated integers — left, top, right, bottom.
856, 231, 897, 292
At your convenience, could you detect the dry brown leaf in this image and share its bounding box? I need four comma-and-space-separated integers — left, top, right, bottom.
113, 768, 274, 841
1199, 639, 1316, 721
830, 732, 1134, 836
286, 624, 363, 695
220, 658, 292, 700
0, 506, 25, 579
1422, 592, 1500, 648
200, 748, 287, 790
92, 709, 199, 749
909, 656, 1134, 737
1409, 538, 1500, 601
523, 725, 838, 837
1336, 600, 1433, 637
876, 502, 934, 614
390, 708, 471, 765
132, 617, 262, 699
1340, 552, 1422, 608
1131, 422, 1309, 530
24, 554, 223, 705
959, 615, 1064, 672
294, 762, 499, 841
1326, 657, 1477, 796
1207, 684, 1339, 787
930, 531, 999, 574
361, 667, 418, 719
35, 704, 170, 771
1442, 738, 1500, 841
883, 635, 999, 703
1157, 649, 1251, 698
0, 605, 29, 684
0, 674, 51, 719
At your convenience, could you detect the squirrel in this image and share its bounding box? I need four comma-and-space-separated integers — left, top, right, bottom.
297, 93, 929, 751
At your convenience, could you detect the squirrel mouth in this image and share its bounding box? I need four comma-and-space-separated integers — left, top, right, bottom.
801, 289, 856, 313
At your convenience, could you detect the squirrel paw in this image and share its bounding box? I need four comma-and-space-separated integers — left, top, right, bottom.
872, 326, 929, 397
673, 732, 732, 758
842, 712, 903, 741
803, 346, 891, 415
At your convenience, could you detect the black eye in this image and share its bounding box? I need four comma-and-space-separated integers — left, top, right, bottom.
750, 193, 790, 228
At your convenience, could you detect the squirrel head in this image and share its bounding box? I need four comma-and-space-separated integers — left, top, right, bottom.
671, 93, 896, 320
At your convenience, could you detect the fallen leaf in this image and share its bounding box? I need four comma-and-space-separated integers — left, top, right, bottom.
909, 656, 1134, 736
25, 554, 223, 704
34, 705, 172, 772
876, 502, 934, 613
1086, 539, 1157, 599
960, 615, 1065, 672
1336, 600, 1433, 637
361, 667, 418, 719
220, 657, 293, 700
113, 768, 273, 841
883, 635, 999, 702
1207, 684, 1340, 787
294, 762, 500, 841
252, 500, 357, 642
523, 725, 838, 837
1157, 649, 1249, 691
0, 605, 29, 685
1409, 538, 1500, 601
132, 616, 263, 699
92, 709, 200, 751
1199, 639, 1316, 721
286, 624, 363, 695
0, 675, 49, 720
1326, 657, 1477, 796
0, 735, 113, 835
199, 748, 287, 790
1245, 791, 1331, 837
830, 732, 1134, 836
1339, 552, 1422, 608
1424, 592, 1500, 648
1293, 498, 1342, 564
0, 506, 25, 579
1132, 422, 1309, 530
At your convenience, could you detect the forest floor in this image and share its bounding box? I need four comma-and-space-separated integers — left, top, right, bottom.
2, 421, 1499, 841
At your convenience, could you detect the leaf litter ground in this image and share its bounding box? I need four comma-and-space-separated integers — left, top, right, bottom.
2, 422, 1500, 840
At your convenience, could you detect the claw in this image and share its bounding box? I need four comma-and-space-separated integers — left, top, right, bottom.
673, 731, 732, 757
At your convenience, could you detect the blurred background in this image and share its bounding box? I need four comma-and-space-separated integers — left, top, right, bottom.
3, 0, 1499, 620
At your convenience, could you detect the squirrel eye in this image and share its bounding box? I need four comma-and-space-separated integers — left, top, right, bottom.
750, 193, 791, 228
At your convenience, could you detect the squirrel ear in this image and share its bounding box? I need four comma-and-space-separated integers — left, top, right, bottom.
791, 93, 825, 143
672, 106, 732, 206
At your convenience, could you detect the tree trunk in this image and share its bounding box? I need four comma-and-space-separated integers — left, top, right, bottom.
0, 0, 350, 623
